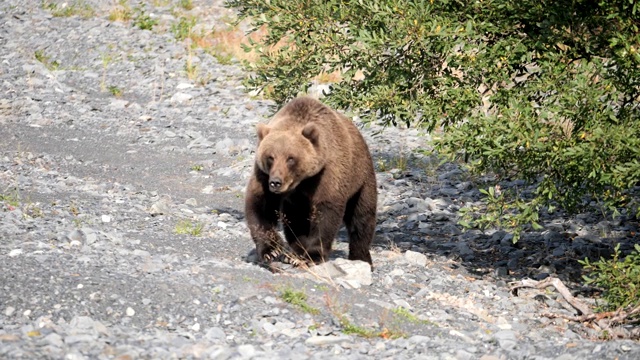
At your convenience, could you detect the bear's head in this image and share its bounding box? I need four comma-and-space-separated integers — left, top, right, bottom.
255, 123, 324, 194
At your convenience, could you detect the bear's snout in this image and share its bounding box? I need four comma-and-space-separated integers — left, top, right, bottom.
268, 177, 283, 192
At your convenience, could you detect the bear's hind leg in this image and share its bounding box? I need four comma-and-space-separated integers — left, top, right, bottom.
283, 203, 343, 265
344, 182, 376, 266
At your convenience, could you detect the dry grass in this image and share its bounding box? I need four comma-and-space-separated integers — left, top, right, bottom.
108, 5, 132, 22
166, 11, 343, 90
207, 24, 271, 64
313, 70, 342, 84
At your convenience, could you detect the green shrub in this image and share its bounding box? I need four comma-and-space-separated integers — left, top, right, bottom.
227, 0, 640, 238
133, 5, 158, 30
171, 16, 197, 41
580, 244, 640, 317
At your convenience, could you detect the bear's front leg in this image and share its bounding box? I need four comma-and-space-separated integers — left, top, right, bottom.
245, 176, 284, 262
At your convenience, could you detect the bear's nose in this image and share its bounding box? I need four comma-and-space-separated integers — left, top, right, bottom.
269, 178, 282, 191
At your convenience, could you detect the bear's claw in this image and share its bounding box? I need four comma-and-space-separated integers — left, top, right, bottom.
282, 255, 309, 268
262, 249, 281, 262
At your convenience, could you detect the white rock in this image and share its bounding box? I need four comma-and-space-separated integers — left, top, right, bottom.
389, 268, 405, 277
393, 299, 412, 309
8, 249, 22, 257
305, 335, 350, 346
404, 250, 427, 267
171, 92, 192, 103
237, 344, 256, 358
333, 258, 372, 286
176, 82, 194, 90
101, 215, 111, 223
126, 307, 135, 316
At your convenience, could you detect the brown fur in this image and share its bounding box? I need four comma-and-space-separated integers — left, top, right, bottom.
245, 97, 377, 266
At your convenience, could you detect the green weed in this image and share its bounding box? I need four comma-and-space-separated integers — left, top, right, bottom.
0, 191, 20, 208
580, 244, 640, 319
42, 0, 94, 18
133, 5, 158, 30
179, 0, 194, 10
108, 85, 123, 97
171, 16, 197, 41
34, 50, 60, 71
108, 1, 132, 22
391, 307, 436, 326
174, 219, 204, 236
279, 287, 320, 315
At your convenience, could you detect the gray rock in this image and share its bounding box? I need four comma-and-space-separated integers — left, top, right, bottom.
43, 333, 64, 348
204, 327, 226, 341
493, 330, 518, 351
149, 195, 172, 216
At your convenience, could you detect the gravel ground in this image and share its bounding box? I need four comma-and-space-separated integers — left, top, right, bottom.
1, 1, 639, 359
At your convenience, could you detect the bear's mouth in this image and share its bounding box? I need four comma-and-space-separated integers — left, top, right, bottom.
269, 186, 291, 194
268, 179, 296, 194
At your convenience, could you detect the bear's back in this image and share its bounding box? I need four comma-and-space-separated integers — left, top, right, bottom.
269, 97, 343, 129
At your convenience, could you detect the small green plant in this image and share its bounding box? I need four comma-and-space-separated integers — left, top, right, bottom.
206, 46, 233, 65
24, 203, 44, 218
391, 307, 435, 326
108, 85, 123, 97
108, 1, 132, 22
34, 50, 60, 71
179, 0, 194, 10
42, 0, 94, 18
133, 5, 158, 30
0, 191, 20, 209
323, 293, 402, 339
580, 244, 640, 319
278, 287, 319, 315
376, 154, 409, 173
190, 164, 204, 171
185, 58, 199, 81
336, 315, 404, 339
171, 16, 197, 41
196, 72, 213, 86
458, 186, 543, 243
338, 316, 377, 337
100, 52, 114, 92
174, 219, 204, 236
69, 202, 79, 216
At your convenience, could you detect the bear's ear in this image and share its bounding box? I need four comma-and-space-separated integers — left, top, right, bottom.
257, 123, 270, 142
302, 123, 319, 145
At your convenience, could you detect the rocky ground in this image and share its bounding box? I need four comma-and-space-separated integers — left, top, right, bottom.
1, 1, 639, 359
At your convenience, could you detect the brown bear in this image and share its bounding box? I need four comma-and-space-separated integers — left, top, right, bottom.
245, 96, 377, 267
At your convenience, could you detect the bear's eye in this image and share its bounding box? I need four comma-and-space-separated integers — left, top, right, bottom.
266, 156, 274, 167
286, 157, 296, 167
